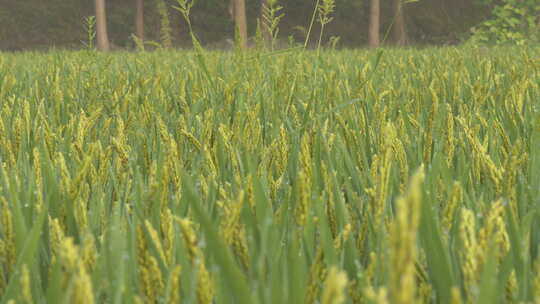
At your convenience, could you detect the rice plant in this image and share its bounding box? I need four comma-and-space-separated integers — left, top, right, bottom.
0, 46, 539, 303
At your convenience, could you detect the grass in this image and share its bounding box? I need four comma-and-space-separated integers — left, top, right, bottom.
0, 46, 539, 303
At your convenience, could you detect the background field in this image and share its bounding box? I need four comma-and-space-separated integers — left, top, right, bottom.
0, 47, 539, 303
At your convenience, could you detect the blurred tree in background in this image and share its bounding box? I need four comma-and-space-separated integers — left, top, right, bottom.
95, 0, 110, 51
0, 0, 536, 51
469, 0, 539, 45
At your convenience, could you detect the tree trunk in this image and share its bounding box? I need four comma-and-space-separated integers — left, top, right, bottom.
368, 0, 380, 48
393, 0, 408, 46
233, 0, 248, 49
135, 0, 144, 41
95, 0, 110, 51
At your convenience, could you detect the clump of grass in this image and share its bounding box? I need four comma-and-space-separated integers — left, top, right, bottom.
261, 0, 284, 51
156, 0, 173, 48
131, 34, 145, 51
317, 0, 335, 52
82, 16, 96, 50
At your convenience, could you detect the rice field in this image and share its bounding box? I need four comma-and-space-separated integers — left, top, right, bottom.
0, 47, 539, 303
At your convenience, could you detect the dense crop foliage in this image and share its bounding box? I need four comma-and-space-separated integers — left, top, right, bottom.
0, 47, 539, 303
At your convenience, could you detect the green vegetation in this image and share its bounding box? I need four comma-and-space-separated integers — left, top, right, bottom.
0, 47, 539, 303
470, 0, 539, 45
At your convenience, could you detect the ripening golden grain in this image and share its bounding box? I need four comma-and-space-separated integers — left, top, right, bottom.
321, 266, 348, 304
305, 248, 326, 304
20, 264, 32, 304
459, 208, 479, 300
0, 239, 6, 293
389, 165, 424, 304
